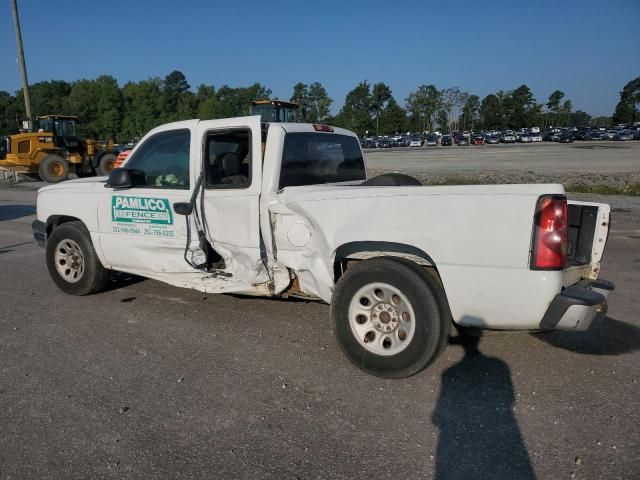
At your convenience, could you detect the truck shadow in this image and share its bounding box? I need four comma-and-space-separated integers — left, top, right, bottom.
102, 272, 147, 293
0, 204, 36, 221
531, 317, 640, 355
432, 334, 536, 480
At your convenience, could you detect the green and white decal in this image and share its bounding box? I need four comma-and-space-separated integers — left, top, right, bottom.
111, 196, 175, 237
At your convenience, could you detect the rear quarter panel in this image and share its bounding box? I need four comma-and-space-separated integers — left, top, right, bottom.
277, 184, 566, 329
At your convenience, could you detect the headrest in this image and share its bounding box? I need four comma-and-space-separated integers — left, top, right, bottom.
221, 152, 241, 176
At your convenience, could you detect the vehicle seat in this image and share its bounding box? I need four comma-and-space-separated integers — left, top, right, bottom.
220, 153, 249, 185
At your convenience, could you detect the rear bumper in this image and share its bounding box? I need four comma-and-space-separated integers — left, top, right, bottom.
32, 220, 46, 248
539, 279, 615, 331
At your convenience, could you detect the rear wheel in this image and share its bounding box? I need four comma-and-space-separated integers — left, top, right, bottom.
96, 153, 116, 176
46, 222, 109, 295
331, 258, 449, 378
38, 154, 69, 183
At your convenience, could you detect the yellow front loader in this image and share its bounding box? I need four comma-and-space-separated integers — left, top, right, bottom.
0, 115, 115, 183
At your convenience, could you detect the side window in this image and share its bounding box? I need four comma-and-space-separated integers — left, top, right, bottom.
125, 129, 190, 189
204, 129, 251, 189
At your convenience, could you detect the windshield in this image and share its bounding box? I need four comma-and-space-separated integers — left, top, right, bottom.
56, 119, 77, 137
37, 118, 77, 136
279, 133, 366, 189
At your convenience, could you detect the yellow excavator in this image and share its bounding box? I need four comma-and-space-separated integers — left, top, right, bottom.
0, 115, 115, 183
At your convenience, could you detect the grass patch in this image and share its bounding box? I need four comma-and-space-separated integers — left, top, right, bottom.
426, 176, 488, 186
565, 183, 640, 196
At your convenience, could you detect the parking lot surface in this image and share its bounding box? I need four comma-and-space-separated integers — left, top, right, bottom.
364, 141, 640, 174
1, 155, 639, 478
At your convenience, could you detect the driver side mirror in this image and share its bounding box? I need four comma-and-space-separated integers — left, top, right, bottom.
105, 168, 132, 189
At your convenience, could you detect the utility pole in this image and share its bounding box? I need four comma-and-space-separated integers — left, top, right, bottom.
11, 0, 33, 127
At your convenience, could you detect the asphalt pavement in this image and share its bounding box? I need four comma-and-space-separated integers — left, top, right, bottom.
0, 180, 638, 479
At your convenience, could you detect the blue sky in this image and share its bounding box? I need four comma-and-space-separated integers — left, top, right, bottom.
1, 0, 638, 116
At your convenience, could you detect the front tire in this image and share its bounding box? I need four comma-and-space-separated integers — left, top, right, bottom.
38, 154, 69, 183
46, 222, 109, 295
331, 258, 449, 378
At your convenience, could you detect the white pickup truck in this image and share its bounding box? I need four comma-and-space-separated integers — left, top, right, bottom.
32, 117, 614, 378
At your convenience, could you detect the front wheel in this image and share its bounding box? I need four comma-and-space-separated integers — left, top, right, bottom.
331, 258, 450, 378
46, 222, 109, 295
38, 154, 69, 183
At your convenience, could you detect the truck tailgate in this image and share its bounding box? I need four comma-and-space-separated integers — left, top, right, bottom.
564, 200, 611, 285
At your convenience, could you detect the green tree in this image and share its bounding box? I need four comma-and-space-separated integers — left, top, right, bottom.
333, 81, 373, 135
66, 75, 123, 139
439, 87, 467, 132
571, 110, 591, 128
504, 85, 539, 128
161, 70, 193, 122
479, 94, 504, 130
436, 108, 449, 132
213, 83, 272, 118
591, 116, 611, 128
546, 89, 564, 126
371, 82, 392, 135
460, 94, 480, 131
195, 84, 217, 119
558, 100, 572, 127
406, 84, 441, 133
290, 82, 310, 121
14, 80, 72, 118
0, 91, 21, 135
307, 82, 332, 123
120, 78, 163, 141
612, 76, 640, 124
378, 97, 407, 134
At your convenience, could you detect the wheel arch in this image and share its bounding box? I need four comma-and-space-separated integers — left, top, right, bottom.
333, 241, 438, 282
45, 215, 86, 236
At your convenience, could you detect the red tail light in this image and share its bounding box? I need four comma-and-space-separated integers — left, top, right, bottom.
531, 195, 568, 270
313, 124, 334, 132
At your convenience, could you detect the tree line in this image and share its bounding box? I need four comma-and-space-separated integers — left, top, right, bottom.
0, 71, 637, 141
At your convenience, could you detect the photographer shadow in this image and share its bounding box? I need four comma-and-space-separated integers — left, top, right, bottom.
433, 333, 535, 480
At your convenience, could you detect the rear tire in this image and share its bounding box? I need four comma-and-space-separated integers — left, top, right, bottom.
38, 155, 69, 183
331, 258, 449, 378
96, 153, 116, 176
46, 222, 109, 295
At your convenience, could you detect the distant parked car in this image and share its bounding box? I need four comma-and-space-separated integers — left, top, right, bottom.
378, 138, 392, 148
441, 135, 453, 146
543, 131, 560, 142
425, 134, 438, 146
518, 134, 532, 143
587, 131, 601, 140
558, 133, 574, 143
485, 135, 500, 144
529, 133, 542, 142
472, 135, 485, 145
409, 136, 423, 147
603, 130, 617, 140
501, 133, 516, 143
454, 135, 469, 146
615, 130, 633, 141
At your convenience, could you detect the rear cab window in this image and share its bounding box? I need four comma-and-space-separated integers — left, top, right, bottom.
279, 133, 366, 189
